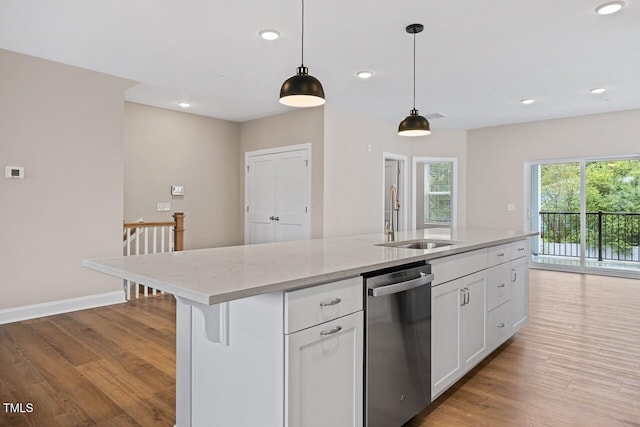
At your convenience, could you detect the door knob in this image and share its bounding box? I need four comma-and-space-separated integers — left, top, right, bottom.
274, 216, 280, 221
269, 216, 275, 220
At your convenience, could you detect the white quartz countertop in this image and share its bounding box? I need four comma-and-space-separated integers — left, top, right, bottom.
83, 228, 537, 305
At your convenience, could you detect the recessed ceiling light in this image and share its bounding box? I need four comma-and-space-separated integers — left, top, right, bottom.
356, 71, 374, 79
520, 98, 535, 105
259, 30, 281, 41
590, 87, 607, 94
595, 1, 625, 15
178, 102, 191, 108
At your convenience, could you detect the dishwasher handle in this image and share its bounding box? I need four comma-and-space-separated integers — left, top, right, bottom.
368, 273, 434, 297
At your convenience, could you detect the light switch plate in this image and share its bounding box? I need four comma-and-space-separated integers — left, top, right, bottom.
157, 202, 171, 212
5, 166, 24, 179
507, 203, 516, 211
171, 185, 184, 196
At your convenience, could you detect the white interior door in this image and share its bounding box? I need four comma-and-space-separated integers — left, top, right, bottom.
275, 150, 309, 242
246, 156, 277, 244
245, 145, 311, 245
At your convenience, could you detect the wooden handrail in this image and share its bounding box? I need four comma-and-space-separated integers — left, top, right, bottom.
124, 221, 176, 229
122, 212, 185, 252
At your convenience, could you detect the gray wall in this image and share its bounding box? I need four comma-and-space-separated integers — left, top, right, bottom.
467, 109, 640, 230
323, 105, 468, 237
240, 107, 324, 239
124, 102, 242, 249
0, 49, 133, 310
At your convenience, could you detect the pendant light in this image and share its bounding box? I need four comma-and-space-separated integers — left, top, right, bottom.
279, 0, 325, 107
398, 23, 431, 137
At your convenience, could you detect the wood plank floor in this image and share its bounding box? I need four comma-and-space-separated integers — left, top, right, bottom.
0, 295, 176, 426
1, 270, 639, 426
409, 270, 640, 427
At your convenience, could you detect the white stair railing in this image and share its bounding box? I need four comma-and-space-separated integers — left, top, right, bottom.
122, 212, 184, 300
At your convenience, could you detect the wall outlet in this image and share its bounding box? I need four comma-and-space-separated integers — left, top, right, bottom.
157, 202, 171, 212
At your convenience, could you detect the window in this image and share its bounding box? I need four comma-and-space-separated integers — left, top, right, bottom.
413, 158, 456, 229
424, 162, 453, 225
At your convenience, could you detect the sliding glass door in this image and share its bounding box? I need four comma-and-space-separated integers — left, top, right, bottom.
530, 157, 640, 275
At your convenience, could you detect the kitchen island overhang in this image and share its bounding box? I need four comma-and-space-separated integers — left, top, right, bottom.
83, 228, 537, 305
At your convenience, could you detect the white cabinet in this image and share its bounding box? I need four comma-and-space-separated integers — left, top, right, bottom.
511, 256, 529, 333
431, 239, 530, 401
486, 239, 530, 351
284, 278, 364, 427
285, 312, 363, 427
487, 300, 511, 352
180, 277, 363, 427
431, 270, 487, 399
431, 278, 462, 398
461, 271, 487, 368
285, 277, 362, 334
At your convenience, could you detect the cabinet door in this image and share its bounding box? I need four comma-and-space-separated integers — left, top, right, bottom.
511, 257, 529, 332
461, 271, 487, 370
431, 278, 463, 400
285, 312, 363, 427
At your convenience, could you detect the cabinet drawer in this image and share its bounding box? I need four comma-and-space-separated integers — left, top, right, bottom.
488, 301, 511, 352
284, 276, 363, 334
487, 244, 510, 267
510, 239, 530, 260
487, 263, 511, 311
431, 249, 488, 286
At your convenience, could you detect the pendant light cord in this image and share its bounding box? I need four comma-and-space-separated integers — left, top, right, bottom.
301, 0, 305, 66
412, 32, 416, 110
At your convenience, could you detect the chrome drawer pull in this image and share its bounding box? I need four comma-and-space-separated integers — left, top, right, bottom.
498, 322, 506, 328
498, 283, 506, 288
320, 298, 342, 307
497, 252, 505, 257
518, 247, 525, 251
320, 326, 342, 336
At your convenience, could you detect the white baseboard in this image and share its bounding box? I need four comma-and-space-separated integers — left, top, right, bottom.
0, 291, 126, 325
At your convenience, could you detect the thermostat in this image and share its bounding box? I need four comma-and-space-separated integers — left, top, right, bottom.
5, 166, 24, 179
171, 185, 184, 196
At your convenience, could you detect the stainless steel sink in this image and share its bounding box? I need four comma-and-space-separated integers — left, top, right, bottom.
377, 239, 457, 250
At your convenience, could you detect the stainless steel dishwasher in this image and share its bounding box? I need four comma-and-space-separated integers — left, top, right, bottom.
364, 262, 433, 427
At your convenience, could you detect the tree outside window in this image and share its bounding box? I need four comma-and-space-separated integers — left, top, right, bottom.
424, 162, 452, 225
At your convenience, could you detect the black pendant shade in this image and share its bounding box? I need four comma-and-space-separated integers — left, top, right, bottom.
280, 66, 325, 107
398, 23, 431, 137
279, 0, 325, 108
398, 109, 431, 136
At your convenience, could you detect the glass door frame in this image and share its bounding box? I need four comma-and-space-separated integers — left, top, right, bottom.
525, 154, 640, 279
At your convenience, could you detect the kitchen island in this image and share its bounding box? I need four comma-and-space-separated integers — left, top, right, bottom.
84, 228, 537, 427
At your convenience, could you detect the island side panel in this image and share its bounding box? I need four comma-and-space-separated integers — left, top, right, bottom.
189, 292, 285, 426
176, 298, 193, 427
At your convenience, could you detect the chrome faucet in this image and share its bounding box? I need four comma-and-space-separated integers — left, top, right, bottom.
385, 185, 399, 241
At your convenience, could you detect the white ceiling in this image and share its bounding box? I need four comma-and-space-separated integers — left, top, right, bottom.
1, 0, 639, 129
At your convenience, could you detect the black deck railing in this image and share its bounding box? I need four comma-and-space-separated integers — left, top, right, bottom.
539, 211, 640, 262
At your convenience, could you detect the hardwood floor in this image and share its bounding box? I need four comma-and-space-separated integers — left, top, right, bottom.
409, 270, 640, 427
0, 295, 176, 426
1, 270, 639, 426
